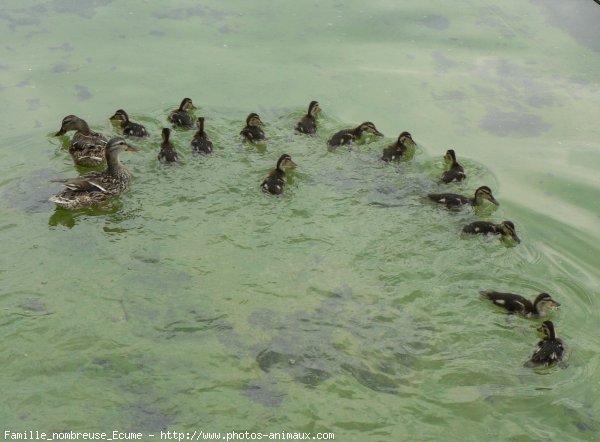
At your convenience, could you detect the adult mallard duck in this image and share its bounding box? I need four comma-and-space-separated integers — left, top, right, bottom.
191, 117, 213, 154
327, 122, 383, 148
524, 321, 565, 368
440, 149, 465, 183
381, 131, 415, 162
462, 220, 521, 243
428, 185, 499, 209
55, 115, 108, 167
158, 128, 179, 163
295, 100, 321, 134
241, 113, 266, 143
261, 154, 297, 195
49, 137, 139, 209
168, 98, 195, 129
109, 109, 149, 137
480, 291, 560, 318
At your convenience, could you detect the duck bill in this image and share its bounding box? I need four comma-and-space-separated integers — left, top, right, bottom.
490, 196, 499, 206
109, 113, 121, 121
288, 160, 298, 168
55, 127, 66, 136
512, 233, 521, 243
374, 130, 384, 137
550, 300, 561, 308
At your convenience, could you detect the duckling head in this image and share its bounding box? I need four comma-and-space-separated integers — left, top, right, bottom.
110, 109, 129, 122
444, 149, 457, 162
475, 186, 499, 206
161, 127, 172, 143
55, 115, 89, 136
246, 113, 263, 127
276, 154, 297, 172
398, 131, 414, 146
308, 101, 321, 117
537, 320, 556, 340
359, 122, 383, 137
534, 293, 561, 313
196, 117, 205, 130
179, 97, 195, 111
499, 220, 520, 243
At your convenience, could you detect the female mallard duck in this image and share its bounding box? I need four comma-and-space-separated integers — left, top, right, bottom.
440, 149, 465, 183
168, 98, 195, 129
327, 122, 383, 148
261, 154, 297, 195
55, 115, 108, 167
428, 185, 499, 209
480, 291, 560, 318
381, 131, 415, 162
49, 137, 139, 209
109, 109, 148, 137
524, 321, 565, 368
158, 128, 179, 163
295, 100, 321, 134
462, 220, 521, 243
241, 113, 266, 143
191, 117, 213, 154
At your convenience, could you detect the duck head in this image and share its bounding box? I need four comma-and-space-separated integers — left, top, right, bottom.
358, 122, 383, 137
534, 293, 561, 313
475, 186, 499, 206
55, 115, 90, 136
246, 113, 263, 127
179, 97, 195, 111
109, 109, 129, 122
499, 220, 520, 243
537, 320, 557, 340
276, 154, 297, 172
308, 101, 321, 117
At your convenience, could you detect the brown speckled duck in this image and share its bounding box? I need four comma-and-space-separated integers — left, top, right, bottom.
49, 137, 139, 209
327, 122, 383, 148
55, 115, 108, 167
295, 101, 321, 135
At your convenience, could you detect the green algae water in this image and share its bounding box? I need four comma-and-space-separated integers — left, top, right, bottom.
1, 0, 600, 440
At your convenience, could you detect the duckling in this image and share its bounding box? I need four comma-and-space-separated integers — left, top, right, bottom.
191, 117, 213, 154
480, 291, 560, 318
428, 185, 499, 209
381, 131, 415, 162
261, 154, 297, 195
158, 128, 179, 163
440, 149, 465, 183
295, 100, 321, 134
49, 137, 139, 209
168, 97, 195, 129
327, 122, 383, 148
462, 220, 521, 243
109, 109, 148, 137
241, 113, 266, 143
524, 320, 565, 368
55, 115, 108, 167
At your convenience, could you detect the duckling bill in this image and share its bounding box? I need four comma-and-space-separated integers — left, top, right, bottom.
381, 131, 415, 162
158, 128, 179, 163
261, 154, 297, 195
327, 122, 383, 148
524, 320, 565, 368
295, 101, 321, 135
428, 185, 498, 209
462, 220, 521, 243
241, 113, 266, 143
480, 291, 560, 318
110, 109, 148, 137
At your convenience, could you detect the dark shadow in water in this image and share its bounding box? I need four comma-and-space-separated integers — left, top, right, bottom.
479, 109, 551, 137
75, 84, 92, 101
421, 15, 449, 31
48, 202, 122, 228
533, 0, 600, 53
153, 5, 240, 21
